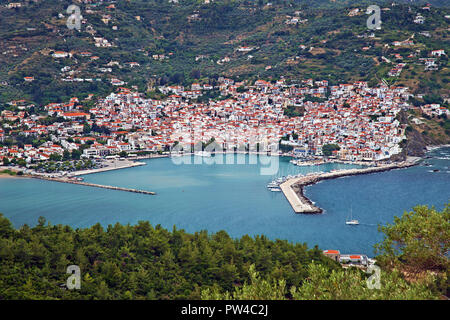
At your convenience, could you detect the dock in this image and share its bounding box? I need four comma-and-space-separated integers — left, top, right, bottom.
280, 177, 320, 213
71, 160, 146, 176
32, 176, 156, 195
280, 161, 416, 214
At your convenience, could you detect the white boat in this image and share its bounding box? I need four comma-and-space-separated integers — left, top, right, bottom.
194, 151, 212, 157
296, 162, 311, 167
268, 187, 282, 192
346, 206, 359, 225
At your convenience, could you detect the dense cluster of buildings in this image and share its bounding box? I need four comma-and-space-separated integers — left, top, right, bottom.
1, 77, 441, 165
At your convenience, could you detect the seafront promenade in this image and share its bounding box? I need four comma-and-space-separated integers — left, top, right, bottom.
280, 160, 418, 214
71, 159, 146, 176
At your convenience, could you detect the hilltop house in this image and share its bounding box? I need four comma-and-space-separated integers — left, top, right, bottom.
431, 50, 446, 57
52, 51, 71, 58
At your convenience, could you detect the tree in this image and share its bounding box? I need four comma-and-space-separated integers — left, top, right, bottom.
375, 204, 449, 274
202, 263, 437, 300
63, 150, 71, 161
322, 144, 340, 157
0, 203, 445, 300
83, 124, 91, 134
236, 85, 246, 93
37, 216, 46, 227
202, 264, 287, 300
71, 149, 82, 160
190, 69, 201, 79
16, 159, 26, 167
0, 214, 14, 238
290, 263, 437, 300
49, 153, 62, 162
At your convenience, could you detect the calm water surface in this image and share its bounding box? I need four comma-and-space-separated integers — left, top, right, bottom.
1, 148, 449, 256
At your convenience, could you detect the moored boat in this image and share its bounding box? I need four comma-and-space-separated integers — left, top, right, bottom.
194, 151, 212, 157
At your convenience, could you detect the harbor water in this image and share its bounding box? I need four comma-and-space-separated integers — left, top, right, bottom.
0, 147, 449, 256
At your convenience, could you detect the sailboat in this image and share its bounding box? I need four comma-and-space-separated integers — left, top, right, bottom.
346, 206, 359, 225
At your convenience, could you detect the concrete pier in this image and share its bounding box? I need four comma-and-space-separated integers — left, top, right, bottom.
32, 176, 156, 195
281, 161, 416, 214
71, 160, 146, 176
280, 177, 320, 213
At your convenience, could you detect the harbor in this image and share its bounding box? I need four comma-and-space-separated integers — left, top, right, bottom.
280, 160, 419, 214
1, 148, 448, 255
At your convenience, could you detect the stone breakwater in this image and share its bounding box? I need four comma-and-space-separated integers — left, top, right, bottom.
280, 162, 417, 214
32, 176, 156, 195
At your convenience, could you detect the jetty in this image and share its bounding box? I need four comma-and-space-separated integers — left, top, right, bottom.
280, 161, 416, 214
32, 176, 156, 195
71, 160, 146, 176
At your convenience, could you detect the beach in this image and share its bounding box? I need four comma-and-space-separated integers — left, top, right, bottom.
0, 174, 18, 179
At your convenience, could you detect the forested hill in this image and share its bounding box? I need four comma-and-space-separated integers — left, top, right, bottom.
0, 0, 449, 106
0, 213, 340, 299
0, 203, 448, 300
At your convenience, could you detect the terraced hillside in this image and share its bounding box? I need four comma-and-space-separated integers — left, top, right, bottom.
0, 0, 448, 107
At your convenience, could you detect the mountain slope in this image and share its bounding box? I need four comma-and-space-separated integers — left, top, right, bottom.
0, 0, 448, 106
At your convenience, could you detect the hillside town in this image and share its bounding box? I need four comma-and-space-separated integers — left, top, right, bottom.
1, 77, 449, 174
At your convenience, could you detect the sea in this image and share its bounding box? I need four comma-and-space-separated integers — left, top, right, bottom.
1, 147, 449, 256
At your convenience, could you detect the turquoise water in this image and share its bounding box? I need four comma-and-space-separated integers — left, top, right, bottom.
0, 148, 449, 256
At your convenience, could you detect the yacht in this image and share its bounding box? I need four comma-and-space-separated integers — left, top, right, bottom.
345, 207, 359, 225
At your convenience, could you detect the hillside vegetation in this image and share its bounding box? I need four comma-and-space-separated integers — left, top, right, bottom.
0, 203, 448, 300
0, 0, 449, 106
